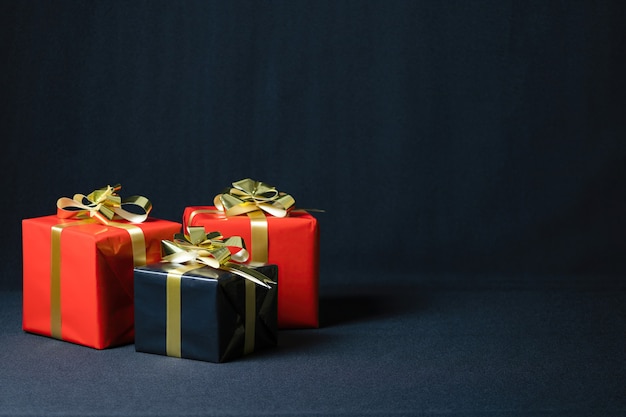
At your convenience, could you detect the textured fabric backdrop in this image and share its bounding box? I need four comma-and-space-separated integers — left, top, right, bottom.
2, 1, 625, 289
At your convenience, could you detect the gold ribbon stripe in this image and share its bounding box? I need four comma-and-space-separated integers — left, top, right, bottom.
49, 219, 147, 340
50, 220, 94, 339
110, 222, 147, 266
247, 210, 268, 264
166, 274, 182, 358
244, 279, 256, 355
165, 264, 204, 358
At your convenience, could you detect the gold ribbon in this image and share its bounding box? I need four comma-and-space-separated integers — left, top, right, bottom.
56, 184, 152, 224
213, 179, 295, 263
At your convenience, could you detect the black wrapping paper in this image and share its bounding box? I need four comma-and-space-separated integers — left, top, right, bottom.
134, 263, 278, 363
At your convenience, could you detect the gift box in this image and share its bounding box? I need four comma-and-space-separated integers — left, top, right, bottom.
134, 262, 278, 363
22, 185, 181, 349
183, 205, 319, 329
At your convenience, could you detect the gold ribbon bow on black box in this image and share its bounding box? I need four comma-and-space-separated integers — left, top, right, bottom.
161, 227, 275, 288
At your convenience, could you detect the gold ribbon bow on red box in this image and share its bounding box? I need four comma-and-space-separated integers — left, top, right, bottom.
213, 178, 296, 263
56, 184, 152, 225
214, 178, 295, 218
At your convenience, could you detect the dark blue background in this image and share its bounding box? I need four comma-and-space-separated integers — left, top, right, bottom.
1, 3, 626, 416
2, 1, 625, 289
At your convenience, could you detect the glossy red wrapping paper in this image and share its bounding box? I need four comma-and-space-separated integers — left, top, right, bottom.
22, 215, 181, 349
183, 206, 319, 328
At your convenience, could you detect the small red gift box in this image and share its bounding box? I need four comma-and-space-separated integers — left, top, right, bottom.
183, 206, 319, 328
22, 185, 181, 349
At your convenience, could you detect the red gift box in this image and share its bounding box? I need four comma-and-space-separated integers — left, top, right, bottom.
22, 215, 181, 349
183, 206, 319, 328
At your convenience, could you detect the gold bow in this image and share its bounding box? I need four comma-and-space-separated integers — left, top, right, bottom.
214, 178, 295, 218
56, 184, 152, 224
161, 227, 275, 288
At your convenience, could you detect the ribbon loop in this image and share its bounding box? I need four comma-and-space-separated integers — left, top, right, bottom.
57, 184, 152, 224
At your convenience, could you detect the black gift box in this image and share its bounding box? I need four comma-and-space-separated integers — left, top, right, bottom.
134, 262, 278, 363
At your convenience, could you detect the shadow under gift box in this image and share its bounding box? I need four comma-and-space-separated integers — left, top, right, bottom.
22, 215, 182, 349
183, 207, 319, 329
133, 263, 278, 363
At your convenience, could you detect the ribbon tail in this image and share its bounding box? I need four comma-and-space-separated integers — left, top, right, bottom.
222, 263, 272, 289
56, 196, 92, 219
